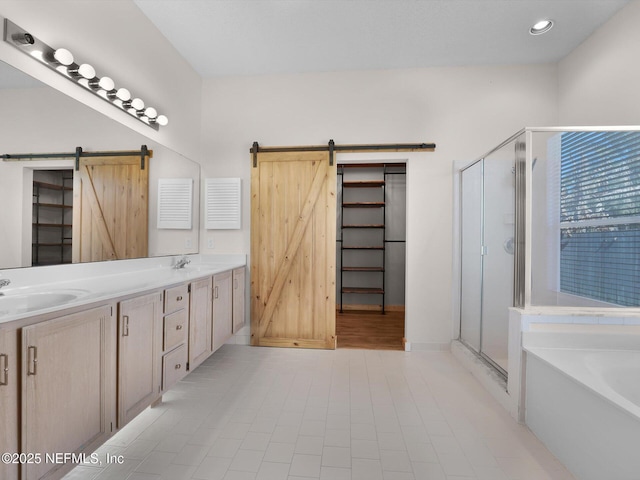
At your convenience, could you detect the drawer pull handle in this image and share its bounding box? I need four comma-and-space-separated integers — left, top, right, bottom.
27, 346, 37, 376
123, 315, 130, 337
176, 295, 183, 301
0, 353, 8, 386
176, 324, 183, 330
175, 363, 182, 370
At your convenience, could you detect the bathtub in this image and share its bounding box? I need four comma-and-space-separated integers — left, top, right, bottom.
524, 332, 640, 480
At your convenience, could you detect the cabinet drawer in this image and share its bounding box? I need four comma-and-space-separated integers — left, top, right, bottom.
163, 309, 188, 351
162, 345, 187, 391
164, 284, 188, 314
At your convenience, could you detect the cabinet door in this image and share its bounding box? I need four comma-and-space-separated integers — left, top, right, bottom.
232, 267, 246, 334
189, 277, 212, 370
213, 270, 233, 351
0, 329, 19, 480
119, 292, 162, 427
22, 305, 116, 480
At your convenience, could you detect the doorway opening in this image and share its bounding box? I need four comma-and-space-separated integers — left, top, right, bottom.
32, 169, 74, 266
336, 163, 406, 350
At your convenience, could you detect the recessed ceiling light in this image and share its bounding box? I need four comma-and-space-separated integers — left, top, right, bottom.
530, 19, 554, 35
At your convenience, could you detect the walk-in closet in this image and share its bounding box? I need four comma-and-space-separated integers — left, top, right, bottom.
32, 170, 74, 266
336, 163, 406, 349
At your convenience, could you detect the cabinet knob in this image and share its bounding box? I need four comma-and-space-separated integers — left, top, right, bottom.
175, 364, 182, 370
176, 324, 183, 330
176, 295, 183, 301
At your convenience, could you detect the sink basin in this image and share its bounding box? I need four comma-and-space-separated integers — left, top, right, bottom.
0, 289, 88, 316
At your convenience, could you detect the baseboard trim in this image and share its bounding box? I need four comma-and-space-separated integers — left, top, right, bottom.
337, 304, 405, 312
406, 342, 450, 351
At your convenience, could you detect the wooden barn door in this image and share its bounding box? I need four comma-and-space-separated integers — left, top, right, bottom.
251, 150, 337, 349
72, 153, 150, 263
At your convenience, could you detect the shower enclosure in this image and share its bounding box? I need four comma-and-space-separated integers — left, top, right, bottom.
458, 126, 640, 378
459, 133, 523, 375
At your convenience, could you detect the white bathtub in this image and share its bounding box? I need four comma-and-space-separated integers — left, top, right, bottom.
524, 340, 640, 480
585, 350, 640, 409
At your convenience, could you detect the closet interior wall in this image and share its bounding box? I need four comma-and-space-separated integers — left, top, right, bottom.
337, 164, 406, 312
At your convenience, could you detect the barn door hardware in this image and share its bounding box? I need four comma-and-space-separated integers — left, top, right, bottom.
1, 145, 151, 170
250, 141, 436, 168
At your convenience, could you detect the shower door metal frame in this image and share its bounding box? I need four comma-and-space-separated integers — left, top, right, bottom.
459, 158, 486, 360
459, 130, 526, 379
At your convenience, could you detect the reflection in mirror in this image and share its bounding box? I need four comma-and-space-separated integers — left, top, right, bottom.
0, 60, 200, 269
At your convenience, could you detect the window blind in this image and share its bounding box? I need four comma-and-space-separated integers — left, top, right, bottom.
559, 131, 640, 306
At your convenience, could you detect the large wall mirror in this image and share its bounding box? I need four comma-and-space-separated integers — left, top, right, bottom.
0, 60, 200, 269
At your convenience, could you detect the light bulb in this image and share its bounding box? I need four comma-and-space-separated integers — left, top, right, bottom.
156, 115, 168, 126
68, 63, 95, 79
53, 48, 74, 66
89, 76, 115, 91
115, 88, 131, 101
144, 107, 158, 119
131, 98, 145, 111
98, 76, 114, 91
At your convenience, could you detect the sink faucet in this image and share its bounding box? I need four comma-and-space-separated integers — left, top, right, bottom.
0, 278, 10, 289
174, 257, 191, 269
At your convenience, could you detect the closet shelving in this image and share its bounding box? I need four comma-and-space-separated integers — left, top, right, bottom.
338, 164, 406, 313
32, 171, 73, 266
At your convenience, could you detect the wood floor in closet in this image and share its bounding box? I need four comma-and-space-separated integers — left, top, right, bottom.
336, 308, 405, 350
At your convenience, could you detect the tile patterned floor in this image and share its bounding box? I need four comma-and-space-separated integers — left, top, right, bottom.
63, 345, 575, 480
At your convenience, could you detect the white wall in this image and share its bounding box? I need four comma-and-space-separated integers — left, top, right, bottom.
0, 1, 202, 160
200, 64, 558, 348
558, 0, 640, 125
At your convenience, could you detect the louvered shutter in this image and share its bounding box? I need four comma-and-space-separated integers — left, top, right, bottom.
157, 178, 193, 229
205, 178, 241, 229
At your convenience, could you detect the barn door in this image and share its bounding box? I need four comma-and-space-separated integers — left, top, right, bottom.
251, 150, 337, 349
72, 153, 150, 263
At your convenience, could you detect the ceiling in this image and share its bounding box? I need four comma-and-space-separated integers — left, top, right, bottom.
134, 0, 630, 78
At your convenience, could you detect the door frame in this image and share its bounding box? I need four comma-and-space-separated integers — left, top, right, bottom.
336, 151, 423, 351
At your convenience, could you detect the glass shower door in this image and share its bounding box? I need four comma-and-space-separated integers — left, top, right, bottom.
460, 160, 483, 353
480, 153, 515, 373
459, 145, 516, 376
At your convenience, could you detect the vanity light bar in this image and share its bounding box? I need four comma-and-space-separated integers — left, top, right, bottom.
2, 19, 168, 130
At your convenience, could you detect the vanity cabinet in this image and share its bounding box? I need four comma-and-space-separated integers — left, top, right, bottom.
0, 328, 19, 480
232, 267, 246, 333
21, 305, 116, 480
213, 270, 233, 351
189, 276, 213, 371
118, 292, 162, 427
162, 285, 189, 391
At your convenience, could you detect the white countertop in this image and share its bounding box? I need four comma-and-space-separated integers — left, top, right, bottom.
0, 254, 246, 325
